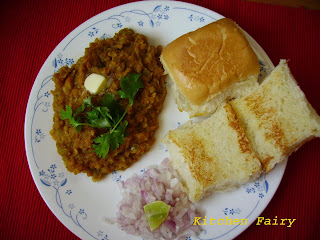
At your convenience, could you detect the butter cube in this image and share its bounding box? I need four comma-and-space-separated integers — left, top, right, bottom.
84, 73, 107, 94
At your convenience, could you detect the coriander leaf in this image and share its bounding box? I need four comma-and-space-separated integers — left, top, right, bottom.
92, 120, 128, 158
73, 100, 90, 131
73, 96, 93, 118
101, 93, 123, 122
117, 73, 144, 104
93, 133, 111, 158
110, 107, 123, 126
74, 117, 83, 132
88, 118, 112, 128
60, 105, 73, 120
83, 96, 93, 107
86, 107, 112, 128
100, 93, 116, 108
110, 120, 128, 149
60, 105, 84, 130
86, 108, 99, 120
110, 73, 143, 134
95, 106, 113, 120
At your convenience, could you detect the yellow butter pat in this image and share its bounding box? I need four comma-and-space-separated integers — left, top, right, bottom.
84, 73, 107, 94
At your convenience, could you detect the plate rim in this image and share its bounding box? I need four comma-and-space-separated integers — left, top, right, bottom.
24, 1, 286, 239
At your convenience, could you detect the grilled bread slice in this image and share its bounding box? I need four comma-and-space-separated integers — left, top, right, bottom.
164, 103, 262, 203
231, 60, 320, 172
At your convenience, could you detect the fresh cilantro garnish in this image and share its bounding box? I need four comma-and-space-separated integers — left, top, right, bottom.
60, 73, 144, 158
60, 96, 113, 130
100, 93, 123, 125
118, 73, 144, 105
93, 120, 128, 158
60, 105, 86, 131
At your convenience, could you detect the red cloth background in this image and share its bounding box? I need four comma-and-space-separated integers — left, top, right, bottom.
1, 0, 319, 239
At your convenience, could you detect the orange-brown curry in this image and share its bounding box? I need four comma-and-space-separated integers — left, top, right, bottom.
50, 29, 166, 181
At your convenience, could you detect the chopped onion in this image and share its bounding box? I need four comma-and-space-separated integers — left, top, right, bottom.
116, 158, 202, 239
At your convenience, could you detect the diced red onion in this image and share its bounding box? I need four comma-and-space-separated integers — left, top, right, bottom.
141, 190, 156, 204
165, 220, 176, 233
116, 158, 202, 239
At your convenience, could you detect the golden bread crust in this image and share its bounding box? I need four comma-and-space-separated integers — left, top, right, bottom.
161, 18, 260, 105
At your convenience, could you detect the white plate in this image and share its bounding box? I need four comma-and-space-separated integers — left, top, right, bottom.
24, 1, 285, 240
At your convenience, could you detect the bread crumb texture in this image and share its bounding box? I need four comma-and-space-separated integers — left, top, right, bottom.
232, 60, 320, 172
166, 103, 261, 202
165, 60, 320, 202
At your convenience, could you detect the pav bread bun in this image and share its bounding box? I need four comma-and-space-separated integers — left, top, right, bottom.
160, 18, 260, 117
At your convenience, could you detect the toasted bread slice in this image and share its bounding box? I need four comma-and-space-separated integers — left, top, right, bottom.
231, 60, 320, 172
164, 103, 262, 202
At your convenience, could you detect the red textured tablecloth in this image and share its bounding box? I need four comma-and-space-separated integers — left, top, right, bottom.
1, 0, 319, 239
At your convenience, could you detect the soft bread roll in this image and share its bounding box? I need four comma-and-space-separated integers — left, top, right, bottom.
231, 60, 320, 172
164, 103, 262, 203
160, 18, 260, 117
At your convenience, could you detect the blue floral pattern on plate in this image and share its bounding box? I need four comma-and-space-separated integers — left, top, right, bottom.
39, 164, 107, 240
